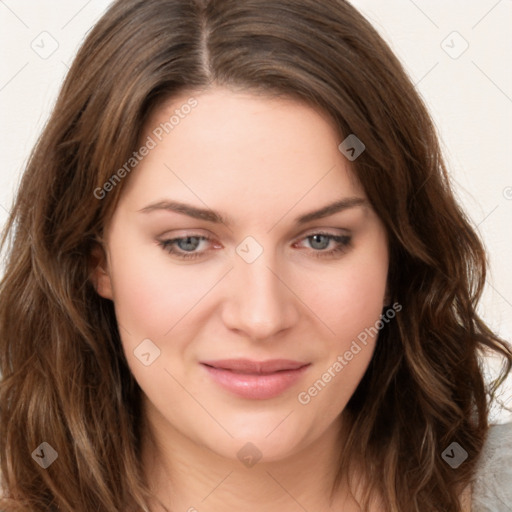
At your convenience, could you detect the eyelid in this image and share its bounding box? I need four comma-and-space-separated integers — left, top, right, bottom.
295, 226, 350, 238
157, 227, 349, 246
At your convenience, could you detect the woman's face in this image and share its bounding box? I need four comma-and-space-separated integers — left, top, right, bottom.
94, 87, 389, 462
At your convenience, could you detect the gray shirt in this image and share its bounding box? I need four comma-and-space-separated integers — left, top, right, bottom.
472, 421, 512, 511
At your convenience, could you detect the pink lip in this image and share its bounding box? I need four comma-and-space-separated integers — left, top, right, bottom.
200, 359, 311, 400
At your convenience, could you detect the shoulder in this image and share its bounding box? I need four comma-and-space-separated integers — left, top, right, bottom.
471, 421, 512, 512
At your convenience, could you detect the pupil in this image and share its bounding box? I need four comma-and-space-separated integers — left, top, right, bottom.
178, 237, 200, 252
310, 234, 329, 250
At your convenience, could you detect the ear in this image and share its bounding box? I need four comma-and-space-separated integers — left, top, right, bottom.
89, 242, 114, 300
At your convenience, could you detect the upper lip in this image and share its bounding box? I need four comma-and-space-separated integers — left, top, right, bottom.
201, 359, 310, 374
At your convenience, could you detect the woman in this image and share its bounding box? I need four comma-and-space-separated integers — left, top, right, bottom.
0, 0, 511, 511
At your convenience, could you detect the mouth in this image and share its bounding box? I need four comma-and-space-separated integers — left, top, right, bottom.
201, 358, 309, 373
200, 359, 311, 399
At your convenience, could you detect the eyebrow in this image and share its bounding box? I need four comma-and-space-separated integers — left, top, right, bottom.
138, 196, 367, 226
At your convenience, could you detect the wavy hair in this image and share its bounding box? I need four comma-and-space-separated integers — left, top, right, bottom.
1, 0, 511, 510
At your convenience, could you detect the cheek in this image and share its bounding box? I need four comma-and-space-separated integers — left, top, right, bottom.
107, 238, 218, 342
106, 242, 210, 396
295, 239, 388, 406
302, 243, 388, 343
108, 247, 170, 338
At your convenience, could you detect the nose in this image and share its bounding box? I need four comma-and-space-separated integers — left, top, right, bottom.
220, 246, 300, 341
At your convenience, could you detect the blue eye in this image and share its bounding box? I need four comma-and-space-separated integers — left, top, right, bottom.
299, 233, 352, 258
158, 235, 209, 260
158, 232, 352, 260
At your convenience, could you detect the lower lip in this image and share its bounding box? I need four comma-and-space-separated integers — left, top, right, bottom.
201, 364, 310, 400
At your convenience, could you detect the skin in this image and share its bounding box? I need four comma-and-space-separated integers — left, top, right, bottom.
93, 87, 391, 511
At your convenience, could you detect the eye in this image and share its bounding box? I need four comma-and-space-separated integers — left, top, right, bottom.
157, 231, 352, 261
294, 232, 352, 258
158, 235, 213, 260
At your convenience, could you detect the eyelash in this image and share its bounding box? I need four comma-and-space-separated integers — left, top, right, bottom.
157, 232, 352, 261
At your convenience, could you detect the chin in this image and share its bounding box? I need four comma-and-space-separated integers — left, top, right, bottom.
199, 412, 318, 464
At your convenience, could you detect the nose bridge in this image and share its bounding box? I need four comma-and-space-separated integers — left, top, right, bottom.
222, 236, 297, 339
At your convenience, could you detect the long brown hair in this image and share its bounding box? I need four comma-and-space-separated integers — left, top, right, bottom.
1, 0, 510, 510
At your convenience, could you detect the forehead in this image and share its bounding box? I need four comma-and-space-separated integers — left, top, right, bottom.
119, 87, 365, 215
